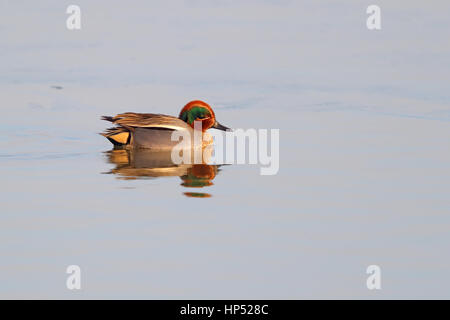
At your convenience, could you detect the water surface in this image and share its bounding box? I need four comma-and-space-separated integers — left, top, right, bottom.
1, 0, 450, 299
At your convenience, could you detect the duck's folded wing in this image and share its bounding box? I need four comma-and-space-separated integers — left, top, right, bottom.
102, 112, 190, 131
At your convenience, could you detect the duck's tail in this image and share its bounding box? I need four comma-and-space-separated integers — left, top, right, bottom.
100, 127, 131, 146
101, 115, 115, 122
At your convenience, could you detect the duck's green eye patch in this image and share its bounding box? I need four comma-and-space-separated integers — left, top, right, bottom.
180, 106, 212, 125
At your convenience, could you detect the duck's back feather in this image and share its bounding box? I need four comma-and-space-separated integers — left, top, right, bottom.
103, 112, 190, 131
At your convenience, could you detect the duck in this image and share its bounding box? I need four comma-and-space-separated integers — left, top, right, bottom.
101, 100, 230, 150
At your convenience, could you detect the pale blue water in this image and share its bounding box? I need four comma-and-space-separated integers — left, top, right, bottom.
0, 0, 449, 299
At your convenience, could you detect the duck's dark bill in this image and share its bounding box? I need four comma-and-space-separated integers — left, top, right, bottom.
212, 121, 231, 131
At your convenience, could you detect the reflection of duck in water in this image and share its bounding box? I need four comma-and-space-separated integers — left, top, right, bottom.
105, 148, 219, 198
100, 100, 230, 149
181, 164, 217, 198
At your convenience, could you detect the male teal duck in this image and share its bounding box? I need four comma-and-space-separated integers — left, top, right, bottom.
101, 100, 230, 150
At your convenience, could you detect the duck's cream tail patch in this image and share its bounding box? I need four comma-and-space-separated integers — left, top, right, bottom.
101, 127, 131, 146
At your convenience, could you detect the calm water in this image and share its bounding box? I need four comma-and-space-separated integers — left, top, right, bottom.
1, 1, 450, 298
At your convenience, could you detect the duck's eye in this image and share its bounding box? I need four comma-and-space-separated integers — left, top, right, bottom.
197, 115, 208, 120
